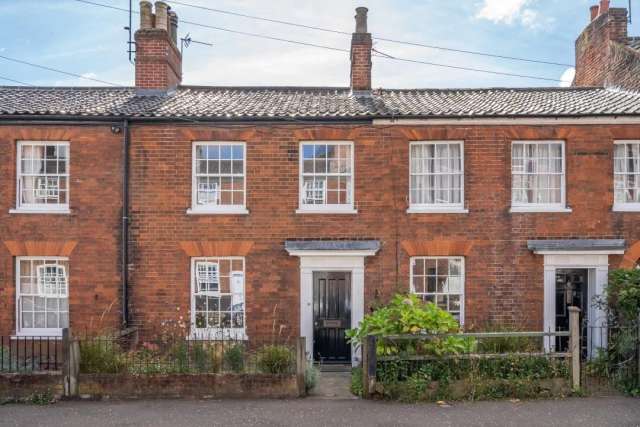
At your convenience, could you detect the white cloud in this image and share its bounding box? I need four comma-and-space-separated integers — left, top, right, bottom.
559, 67, 575, 87
476, 0, 553, 30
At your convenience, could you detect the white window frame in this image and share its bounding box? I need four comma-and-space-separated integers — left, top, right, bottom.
189, 257, 247, 340
407, 141, 468, 214
410, 256, 465, 325
297, 141, 357, 214
15, 256, 69, 337
510, 140, 571, 213
12, 141, 70, 214
187, 141, 249, 215
613, 140, 640, 212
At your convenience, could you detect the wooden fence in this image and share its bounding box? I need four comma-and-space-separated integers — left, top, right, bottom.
362, 306, 581, 397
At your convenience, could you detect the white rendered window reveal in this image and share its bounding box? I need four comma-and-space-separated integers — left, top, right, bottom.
191, 257, 245, 339
614, 141, 640, 211
409, 141, 465, 212
299, 141, 355, 213
190, 142, 247, 214
410, 257, 464, 323
16, 257, 69, 336
16, 141, 69, 212
511, 141, 568, 212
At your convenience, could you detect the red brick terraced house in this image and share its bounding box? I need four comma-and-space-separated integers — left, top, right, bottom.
1, 1, 640, 365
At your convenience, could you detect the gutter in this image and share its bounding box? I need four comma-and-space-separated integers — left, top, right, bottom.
121, 119, 130, 328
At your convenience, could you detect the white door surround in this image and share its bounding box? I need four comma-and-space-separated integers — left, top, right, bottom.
286, 244, 378, 365
538, 253, 616, 352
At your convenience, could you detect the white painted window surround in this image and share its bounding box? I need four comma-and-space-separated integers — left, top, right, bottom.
187, 142, 249, 215
613, 140, 640, 212
16, 257, 69, 337
190, 257, 246, 340
10, 141, 70, 215
408, 141, 468, 214
510, 140, 571, 213
297, 141, 357, 214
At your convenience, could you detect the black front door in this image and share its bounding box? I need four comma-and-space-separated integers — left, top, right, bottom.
555, 269, 589, 352
313, 272, 351, 363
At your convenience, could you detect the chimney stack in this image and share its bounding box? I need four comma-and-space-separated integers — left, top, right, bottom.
135, 1, 182, 93
350, 7, 372, 93
574, 3, 631, 87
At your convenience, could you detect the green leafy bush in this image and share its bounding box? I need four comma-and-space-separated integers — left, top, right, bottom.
346, 294, 475, 356
256, 345, 293, 374
606, 269, 640, 321
350, 367, 364, 397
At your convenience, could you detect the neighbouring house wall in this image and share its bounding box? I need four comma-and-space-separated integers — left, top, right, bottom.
574, 7, 640, 90
127, 123, 640, 339
0, 125, 123, 336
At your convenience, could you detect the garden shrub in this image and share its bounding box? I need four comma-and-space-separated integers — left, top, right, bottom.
223, 344, 245, 373
346, 294, 475, 357
304, 364, 320, 393
79, 339, 125, 374
256, 345, 293, 374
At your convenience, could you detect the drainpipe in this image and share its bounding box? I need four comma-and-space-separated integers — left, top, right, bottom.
121, 119, 130, 327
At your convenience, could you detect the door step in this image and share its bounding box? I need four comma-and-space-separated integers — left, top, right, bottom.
317, 363, 352, 373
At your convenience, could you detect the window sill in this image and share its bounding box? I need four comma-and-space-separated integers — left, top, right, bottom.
509, 206, 572, 213
12, 333, 62, 339
296, 207, 358, 215
9, 208, 71, 215
187, 207, 249, 215
407, 207, 469, 214
189, 329, 248, 341
612, 204, 640, 212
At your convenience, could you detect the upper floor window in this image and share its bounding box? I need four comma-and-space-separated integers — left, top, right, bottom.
298, 141, 356, 214
189, 142, 247, 214
511, 141, 569, 213
410, 256, 464, 324
16, 141, 69, 212
16, 257, 69, 337
190, 257, 245, 339
408, 141, 466, 213
613, 141, 640, 211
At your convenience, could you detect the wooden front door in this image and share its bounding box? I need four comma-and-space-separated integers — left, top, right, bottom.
313, 272, 351, 363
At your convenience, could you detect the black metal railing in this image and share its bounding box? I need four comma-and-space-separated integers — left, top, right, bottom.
0, 336, 62, 373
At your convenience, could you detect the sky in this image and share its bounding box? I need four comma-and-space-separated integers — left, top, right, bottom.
0, 0, 638, 89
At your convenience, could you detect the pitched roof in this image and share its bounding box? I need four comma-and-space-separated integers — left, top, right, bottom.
2, 85, 640, 120
629, 37, 640, 52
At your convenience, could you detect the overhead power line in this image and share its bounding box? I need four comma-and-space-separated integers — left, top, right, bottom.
165, 0, 574, 68
72, 0, 567, 83
0, 54, 121, 86
0, 75, 34, 86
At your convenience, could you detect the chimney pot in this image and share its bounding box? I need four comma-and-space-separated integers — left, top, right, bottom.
154, 1, 169, 31
590, 5, 599, 21
169, 11, 178, 45
599, 0, 610, 15
140, 1, 153, 29
355, 7, 368, 33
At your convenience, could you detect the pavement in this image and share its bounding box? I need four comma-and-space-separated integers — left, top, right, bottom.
1, 396, 639, 427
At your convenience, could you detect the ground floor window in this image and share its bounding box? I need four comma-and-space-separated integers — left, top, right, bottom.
410, 256, 464, 323
190, 257, 245, 339
16, 257, 69, 336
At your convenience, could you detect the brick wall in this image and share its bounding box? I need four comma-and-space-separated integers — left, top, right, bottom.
0, 125, 123, 336
350, 33, 372, 91
126, 122, 640, 339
